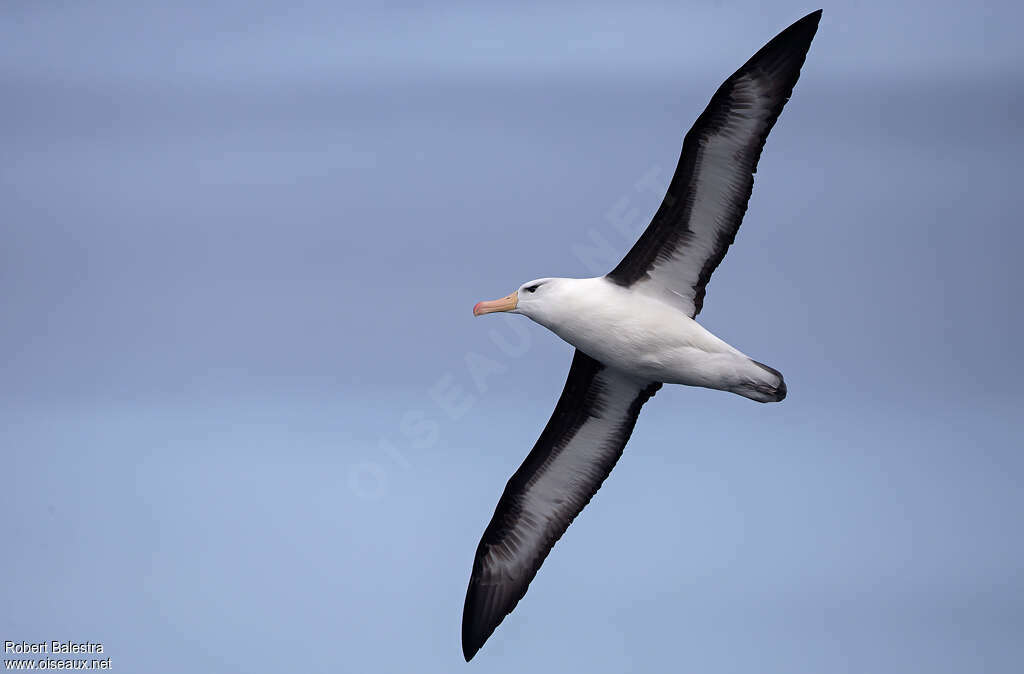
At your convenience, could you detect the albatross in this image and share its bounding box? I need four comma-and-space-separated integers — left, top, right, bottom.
464, 10, 821, 660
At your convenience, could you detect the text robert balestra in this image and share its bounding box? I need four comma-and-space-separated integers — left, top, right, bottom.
4, 641, 104, 654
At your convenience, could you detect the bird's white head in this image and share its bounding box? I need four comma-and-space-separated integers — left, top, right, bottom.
473, 278, 576, 327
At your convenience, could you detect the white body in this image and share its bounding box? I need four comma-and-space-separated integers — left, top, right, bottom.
517, 277, 784, 402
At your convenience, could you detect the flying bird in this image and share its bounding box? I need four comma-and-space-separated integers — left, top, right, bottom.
463, 10, 821, 660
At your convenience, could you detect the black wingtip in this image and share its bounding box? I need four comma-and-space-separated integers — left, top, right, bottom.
733, 9, 821, 100
461, 588, 487, 662
461, 623, 477, 661
773, 9, 823, 48
461, 616, 485, 662
799, 9, 824, 25
794, 9, 823, 43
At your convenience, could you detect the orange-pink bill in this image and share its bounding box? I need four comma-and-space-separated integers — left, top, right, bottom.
473, 291, 518, 316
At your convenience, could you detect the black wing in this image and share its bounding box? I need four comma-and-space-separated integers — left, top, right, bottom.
607, 10, 821, 317
462, 350, 660, 660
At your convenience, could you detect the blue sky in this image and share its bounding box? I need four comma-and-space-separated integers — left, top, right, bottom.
2, 2, 1022, 672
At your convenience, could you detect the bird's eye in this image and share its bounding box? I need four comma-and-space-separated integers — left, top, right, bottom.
524, 284, 540, 293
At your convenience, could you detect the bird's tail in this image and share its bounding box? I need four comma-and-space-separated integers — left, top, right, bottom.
738, 359, 787, 403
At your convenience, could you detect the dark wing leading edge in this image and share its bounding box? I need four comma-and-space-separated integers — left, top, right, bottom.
462, 350, 661, 661
606, 10, 821, 318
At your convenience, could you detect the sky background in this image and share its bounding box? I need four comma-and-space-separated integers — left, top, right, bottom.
2, 1, 1022, 672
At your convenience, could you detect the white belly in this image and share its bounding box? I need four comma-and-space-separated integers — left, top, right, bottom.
538, 278, 763, 392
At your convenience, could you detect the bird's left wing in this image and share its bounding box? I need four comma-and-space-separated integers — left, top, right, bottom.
606, 10, 821, 317
462, 349, 661, 661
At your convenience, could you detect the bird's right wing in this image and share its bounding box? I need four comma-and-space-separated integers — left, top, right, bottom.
462, 350, 661, 660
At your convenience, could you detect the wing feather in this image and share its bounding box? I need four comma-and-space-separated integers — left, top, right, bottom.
607, 10, 821, 316
462, 350, 660, 660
